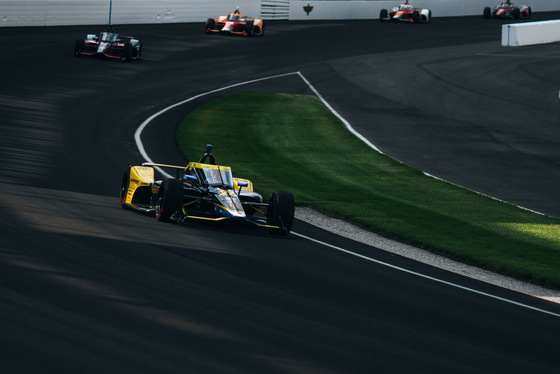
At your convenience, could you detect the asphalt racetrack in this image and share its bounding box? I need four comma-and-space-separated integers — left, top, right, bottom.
1, 13, 560, 373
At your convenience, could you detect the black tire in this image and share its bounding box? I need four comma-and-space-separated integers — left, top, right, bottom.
122, 42, 132, 62
74, 39, 85, 57
135, 43, 142, 60
266, 191, 295, 236
155, 178, 184, 222
205, 18, 215, 33
526, 7, 532, 19
483, 7, 491, 19
379, 9, 388, 22
244, 21, 254, 37
513, 8, 520, 19
412, 11, 420, 23
120, 170, 130, 208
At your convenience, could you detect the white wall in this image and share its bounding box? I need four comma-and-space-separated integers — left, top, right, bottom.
1, 0, 559, 27
0, 0, 259, 27
290, 1, 560, 20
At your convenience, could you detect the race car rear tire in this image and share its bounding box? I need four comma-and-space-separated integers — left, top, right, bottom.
266, 191, 295, 236
155, 178, 184, 222
120, 170, 130, 208
205, 18, 215, 33
483, 7, 491, 19
379, 9, 388, 22
74, 39, 85, 57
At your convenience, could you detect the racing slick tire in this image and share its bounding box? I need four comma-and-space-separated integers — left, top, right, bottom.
134, 43, 142, 60
253, 24, 264, 36
120, 170, 130, 208
244, 22, 254, 37
483, 7, 491, 19
513, 8, 521, 19
155, 178, 184, 222
525, 7, 532, 19
424, 10, 432, 23
74, 39, 85, 57
205, 18, 215, 33
266, 191, 295, 236
379, 9, 388, 22
412, 11, 420, 23
122, 42, 132, 62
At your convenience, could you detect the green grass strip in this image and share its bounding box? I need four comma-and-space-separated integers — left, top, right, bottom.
177, 92, 560, 289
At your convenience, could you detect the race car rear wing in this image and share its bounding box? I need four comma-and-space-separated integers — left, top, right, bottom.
142, 162, 185, 170
142, 162, 186, 179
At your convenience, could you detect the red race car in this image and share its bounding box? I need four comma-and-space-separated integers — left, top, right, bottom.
483, 1, 532, 19
205, 8, 264, 36
380, 2, 432, 23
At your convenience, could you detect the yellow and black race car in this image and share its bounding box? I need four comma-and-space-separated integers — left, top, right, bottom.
120, 145, 294, 235
205, 8, 264, 36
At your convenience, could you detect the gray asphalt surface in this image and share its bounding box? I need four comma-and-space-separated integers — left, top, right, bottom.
1, 13, 560, 373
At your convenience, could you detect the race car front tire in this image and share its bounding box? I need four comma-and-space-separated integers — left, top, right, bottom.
120, 170, 130, 208
155, 178, 184, 222
253, 24, 263, 36
74, 39, 85, 57
134, 43, 142, 60
412, 11, 420, 23
483, 7, 491, 19
266, 191, 295, 236
205, 18, 215, 33
379, 9, 388, 22
424, 10, 432, 23
122, 42, 132, 62
244, 22, 254, 37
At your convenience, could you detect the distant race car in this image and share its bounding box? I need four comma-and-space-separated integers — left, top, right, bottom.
483, 1, 532, 19
380, 2, 432, 23
74, 27, 142, 61
205, 8, 264, 36
120, 145, 294, 235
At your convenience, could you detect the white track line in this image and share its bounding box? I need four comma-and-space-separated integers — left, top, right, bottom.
293, 232, 560, 318
135, 71, 560, 318
295, 72, 382, 153
134, 71, 301, 177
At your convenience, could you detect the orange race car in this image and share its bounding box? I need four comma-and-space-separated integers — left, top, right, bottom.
205, 8, 265, 36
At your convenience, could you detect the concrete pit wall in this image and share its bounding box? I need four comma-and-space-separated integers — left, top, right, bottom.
1, 0, 559, 27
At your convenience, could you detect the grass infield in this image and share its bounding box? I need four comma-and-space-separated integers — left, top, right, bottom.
177, 92, 560, 290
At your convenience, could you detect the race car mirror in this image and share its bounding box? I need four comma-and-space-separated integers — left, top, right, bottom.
237, 181, 249, 195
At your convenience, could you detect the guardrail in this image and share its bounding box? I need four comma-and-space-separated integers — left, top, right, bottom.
502, 19, 560, 46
